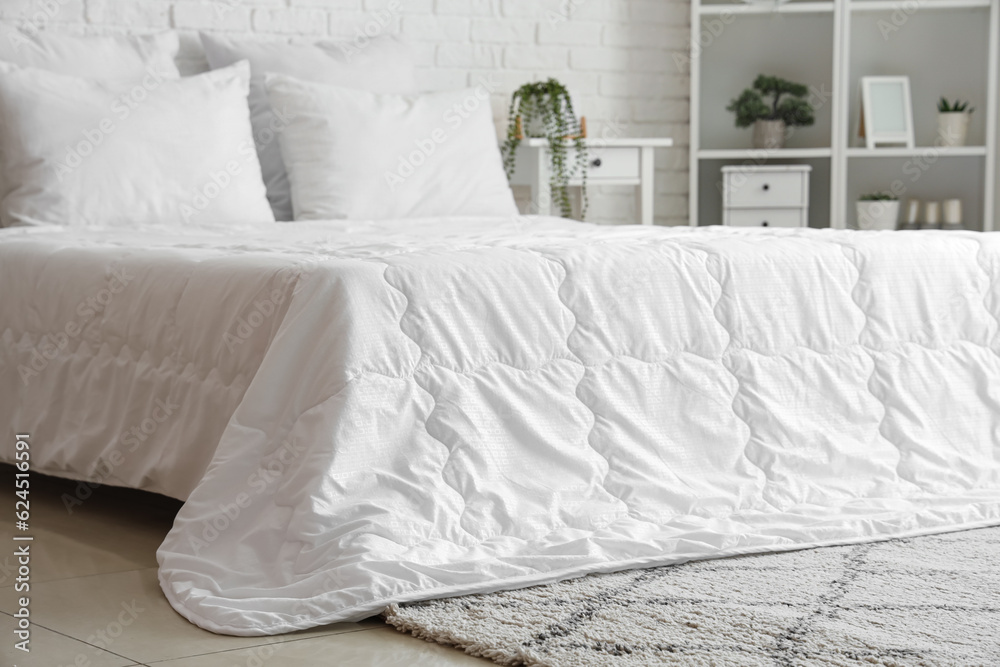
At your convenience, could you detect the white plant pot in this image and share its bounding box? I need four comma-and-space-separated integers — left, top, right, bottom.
937, 112, 970, 147
752, 120, 786, 150
855, 200, 900, 231
524, 115, 548, 138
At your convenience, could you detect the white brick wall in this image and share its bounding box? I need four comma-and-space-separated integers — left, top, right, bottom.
3, 0, 690, 225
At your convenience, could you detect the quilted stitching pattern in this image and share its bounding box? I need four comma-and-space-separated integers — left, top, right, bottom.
160, 222, 1000, 636
3, 219, 1000, 637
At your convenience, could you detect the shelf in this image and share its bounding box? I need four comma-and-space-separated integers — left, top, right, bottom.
690, 0, 997, 230
846, 146, 988, 158
698, 147, 833, 159
523, 138, 674, 148
699, 2, 834, 15
849, 0, 990, 12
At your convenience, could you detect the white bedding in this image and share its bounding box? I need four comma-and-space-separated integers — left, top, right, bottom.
2, 218, 999, 636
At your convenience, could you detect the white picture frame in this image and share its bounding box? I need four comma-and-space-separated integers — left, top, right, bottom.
860, 76, 915, 149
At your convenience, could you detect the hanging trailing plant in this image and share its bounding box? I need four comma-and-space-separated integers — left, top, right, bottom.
501, 79, 589, 219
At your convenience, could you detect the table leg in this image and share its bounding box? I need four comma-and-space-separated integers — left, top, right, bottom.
638, 146, 655, 225
533, 148, 552, 217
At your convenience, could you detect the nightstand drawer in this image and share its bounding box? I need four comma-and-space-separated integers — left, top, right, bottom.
724, 171, 808, 208
578, 147, 640, 183
725, 208, 806, 228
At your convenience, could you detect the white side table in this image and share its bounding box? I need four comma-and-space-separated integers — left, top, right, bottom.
721, 165, 811, 228
508, 138, 674, 225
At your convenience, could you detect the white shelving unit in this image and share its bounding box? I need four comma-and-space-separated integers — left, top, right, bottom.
689, 0, 999, 231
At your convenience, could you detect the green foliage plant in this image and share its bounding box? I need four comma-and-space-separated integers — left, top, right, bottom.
858, 192, 898, 201
502, 79, 589, 219
938, 97, 974, 114
727, 75, 816, 128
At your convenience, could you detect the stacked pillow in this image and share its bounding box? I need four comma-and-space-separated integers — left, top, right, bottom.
0, 23, 272, 227
0, 25, 518, 227
200, 33, 419, 221
0, 60, 272, 227
265, 76, 518, 220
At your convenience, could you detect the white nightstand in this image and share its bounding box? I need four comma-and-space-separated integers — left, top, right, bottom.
721, 165, 811, 228
508, 138, 674, 225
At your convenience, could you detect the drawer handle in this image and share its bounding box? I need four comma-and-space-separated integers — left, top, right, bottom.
762, 183, 770, 191
591, 158, 602, 168
762, 221, 769, 227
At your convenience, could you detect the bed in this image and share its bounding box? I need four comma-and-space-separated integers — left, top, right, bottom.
2, 217, 999, 636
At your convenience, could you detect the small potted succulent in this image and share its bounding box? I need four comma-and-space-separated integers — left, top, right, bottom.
937, 98, 974, 147
856, 192, 900, 231
727, 75, 815, 150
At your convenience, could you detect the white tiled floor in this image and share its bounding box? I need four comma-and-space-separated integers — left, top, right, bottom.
0, 468, 490, 666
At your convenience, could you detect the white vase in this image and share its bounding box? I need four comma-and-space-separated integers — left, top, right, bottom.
937, 112, 970, 147
855, 200, 900, 231
752, 120, 786, 150
942, 198, 963, 225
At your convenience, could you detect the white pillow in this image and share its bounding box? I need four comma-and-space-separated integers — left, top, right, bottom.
265, 74, 518, 221
200, 33, 417, 221
0, 61, 273, 227
0, 23, 179, 78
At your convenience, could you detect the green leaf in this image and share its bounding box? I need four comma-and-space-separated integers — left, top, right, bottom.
776, 97, 815, 127
938, 97, 973, 113
726, 89, 770, 127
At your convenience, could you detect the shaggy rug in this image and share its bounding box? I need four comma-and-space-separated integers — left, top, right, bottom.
385, 527, 1000, 666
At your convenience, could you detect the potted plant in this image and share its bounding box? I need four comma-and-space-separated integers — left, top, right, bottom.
856, 192, 900, 231
502, 79, 589, 219
937, 98, 974, 147
727, 75, 815, 150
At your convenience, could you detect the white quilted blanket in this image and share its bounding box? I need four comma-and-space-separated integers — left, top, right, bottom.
2, 217, 1000, 636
